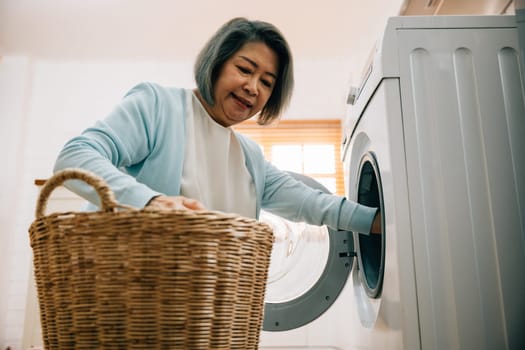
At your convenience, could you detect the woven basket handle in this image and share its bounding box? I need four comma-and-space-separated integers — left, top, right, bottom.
35, 168, 119, 219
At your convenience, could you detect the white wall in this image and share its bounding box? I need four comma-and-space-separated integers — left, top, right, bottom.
0, 56, 33, 349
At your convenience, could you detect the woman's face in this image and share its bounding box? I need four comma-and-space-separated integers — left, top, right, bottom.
204, 41, 278, 127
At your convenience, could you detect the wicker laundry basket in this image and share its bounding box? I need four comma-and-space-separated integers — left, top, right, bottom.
28, 168, 274, 350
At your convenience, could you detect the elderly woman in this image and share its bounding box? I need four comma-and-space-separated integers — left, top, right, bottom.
54, 17, 381, 234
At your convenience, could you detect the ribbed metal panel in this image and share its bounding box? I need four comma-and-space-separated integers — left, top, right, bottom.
399, 27, 524, 350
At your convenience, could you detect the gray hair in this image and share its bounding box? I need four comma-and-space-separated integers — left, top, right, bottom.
194, 17, 294, 125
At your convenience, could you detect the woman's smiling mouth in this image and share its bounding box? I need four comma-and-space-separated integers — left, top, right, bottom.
232, 93, 253, 109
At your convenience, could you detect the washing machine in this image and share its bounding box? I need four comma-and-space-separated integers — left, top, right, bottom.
259, 15, 525, 350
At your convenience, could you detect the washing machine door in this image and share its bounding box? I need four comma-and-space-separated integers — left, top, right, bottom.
262, 171, 355, 331
353, 152, 385, 299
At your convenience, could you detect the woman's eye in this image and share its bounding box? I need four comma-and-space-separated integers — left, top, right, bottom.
261, 79, 273, 88
238, 66, 251, 74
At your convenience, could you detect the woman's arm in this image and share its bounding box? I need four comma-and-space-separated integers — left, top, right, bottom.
261, 161, 378, 234
54, 83, 162, 208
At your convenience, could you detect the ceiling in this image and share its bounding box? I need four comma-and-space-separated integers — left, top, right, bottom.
0, 0, 405, 66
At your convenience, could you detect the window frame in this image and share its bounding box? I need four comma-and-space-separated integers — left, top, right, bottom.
234, 119, 344, 195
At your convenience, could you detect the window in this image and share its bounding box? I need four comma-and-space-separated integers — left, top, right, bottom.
234, 120, 344, 195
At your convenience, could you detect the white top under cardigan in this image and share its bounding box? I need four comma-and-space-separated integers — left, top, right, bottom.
53, 82, 377, 234
181, 92, 256, 218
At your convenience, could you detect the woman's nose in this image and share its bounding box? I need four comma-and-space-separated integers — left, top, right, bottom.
244, 78, 258, 96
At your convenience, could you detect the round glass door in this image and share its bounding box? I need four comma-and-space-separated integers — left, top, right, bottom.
262, 211, 330, 303
354, 153, 385, 298
262, 172, 355, 331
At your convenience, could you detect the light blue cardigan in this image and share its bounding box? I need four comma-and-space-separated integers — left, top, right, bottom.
54, 82, 377, 233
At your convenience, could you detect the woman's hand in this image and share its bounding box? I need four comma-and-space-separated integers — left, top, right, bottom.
371, 211, 382, 235
146, 195, 206, 211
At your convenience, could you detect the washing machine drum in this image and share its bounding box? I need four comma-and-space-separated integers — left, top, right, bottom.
262, 172, 355, 331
